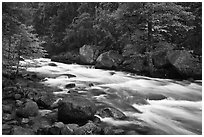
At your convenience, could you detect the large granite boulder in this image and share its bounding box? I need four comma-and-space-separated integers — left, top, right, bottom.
95, 50, 123, 69
167, 50, 202, 79
13, 126, 35, 135
122, 43, 146, 57
36, 93, 57, 109
122, 54, 147, 73
16, 100, 39, 118
152, 42, 174, 68
152, 50, 169, 68
79, 45, 99, 64
73, 121, 101, 135
58, 95, 96, 124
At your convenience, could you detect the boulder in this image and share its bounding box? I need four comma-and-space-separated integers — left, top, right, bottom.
14, 94, 21, 100
88, 88, 107, 96
124, 96, 149, 105
96, 50, 123, 69
74, 121, 101, 135
152, 42, 175, 68
103, 127, 125, 135
122, 44, 141, 57
48, 63, 57, 66
37, 93, 56, 109
122, 54, 147, 73
3, 86, 18, 98
65, 124, 79, 133
44, 109, 58, 123
2, 104, 13, 113
58, 95, 96, 123
21, 118, 29, 124
31, 116, 52, 134
65, 83, 76, 89
167, 50, 202, 79
2, 124, 12, 135
16, 100, 39, 118
13, 126, 35, 135
2, 113, 14, 122
145, 93, 167, 100
152, 50, 169, 68
96, 107, 126, 120
60, 73, 76, 78
48, 122, 65, 135
126, 130, 139, 135
79, 45, 99, 64
15, 100, 23, 107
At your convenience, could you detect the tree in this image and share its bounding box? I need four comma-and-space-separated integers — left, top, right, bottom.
2, 2, 46, 75
112, 2, 195, 73
32, 2, 80, 56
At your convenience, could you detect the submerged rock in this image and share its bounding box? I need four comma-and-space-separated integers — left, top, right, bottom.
58, 95, 96, 124
126, 130, 139, 135
96, 107, 126, 120
48, 63, 57, 66
60, 73, 76, 78
65, 83, 76, 89
146, 93, 167, 100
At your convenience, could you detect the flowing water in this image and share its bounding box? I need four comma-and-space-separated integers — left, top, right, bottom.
21, 58, 202, 135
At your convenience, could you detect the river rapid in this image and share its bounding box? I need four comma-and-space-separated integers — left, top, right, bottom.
21, 58, 202, 135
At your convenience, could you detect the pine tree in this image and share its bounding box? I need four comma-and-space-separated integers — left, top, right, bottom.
2, 2, 47, 75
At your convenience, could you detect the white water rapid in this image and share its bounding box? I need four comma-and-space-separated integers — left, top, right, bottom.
21, 58, 202, 135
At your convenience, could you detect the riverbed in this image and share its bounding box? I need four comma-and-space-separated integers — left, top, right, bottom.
21, 58, 202, 135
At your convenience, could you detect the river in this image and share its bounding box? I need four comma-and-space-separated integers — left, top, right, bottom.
21, 58, 202, 135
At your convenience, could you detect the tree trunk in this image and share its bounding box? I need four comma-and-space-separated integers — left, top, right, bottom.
16, 37, 22, 75
8, 36, 11, 61
94, 6, 98, 46
147, 14, 154, 75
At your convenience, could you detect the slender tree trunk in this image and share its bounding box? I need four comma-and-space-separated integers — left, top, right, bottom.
6, 36, 12, 67
8, 36, 11, 61
16, 37, 22, 75
94, 6, 98, 46
147, 13, 154, 75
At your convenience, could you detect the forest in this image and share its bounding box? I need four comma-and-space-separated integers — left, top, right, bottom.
2, 2, 202, 135
2, 2, 202, 79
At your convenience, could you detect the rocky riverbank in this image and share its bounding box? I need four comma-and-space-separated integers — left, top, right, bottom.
2, 70, 152, 135
2, 58, 201, 135
51, 44, 202, 80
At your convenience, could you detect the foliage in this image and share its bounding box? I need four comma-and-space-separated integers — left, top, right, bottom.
2, 2, 47, 74
2, 2, 202, 73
